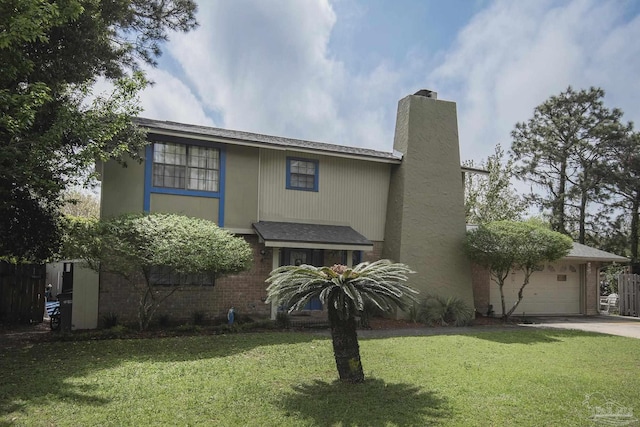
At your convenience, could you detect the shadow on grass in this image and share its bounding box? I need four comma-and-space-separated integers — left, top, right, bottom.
278, 378, 451, 426
469, 328, 593, 344
0, 332, 318, 419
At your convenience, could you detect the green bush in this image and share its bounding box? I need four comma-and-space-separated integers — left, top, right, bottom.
192, 311, 206, 326
275, 312, 290, 328
418, 295, 474, 326
176, 324, 202, 333
102, 312, 119, 329
239, 319, 276, 331
407, 303, 419, 323
98, 324, 129, 339
359, 300, 385, 328
158, 314, 171, 328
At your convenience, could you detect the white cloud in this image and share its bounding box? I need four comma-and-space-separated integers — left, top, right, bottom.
132, 0, 640, 160
430, 0, 640, 162
138, 68, 215, 126
158, 0, 414, 151
89, 68, 215, 127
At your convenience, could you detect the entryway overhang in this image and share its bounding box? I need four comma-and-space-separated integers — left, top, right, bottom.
252, 221, 373, 252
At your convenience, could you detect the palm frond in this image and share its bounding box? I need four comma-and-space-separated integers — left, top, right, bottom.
265, 259, 419, 316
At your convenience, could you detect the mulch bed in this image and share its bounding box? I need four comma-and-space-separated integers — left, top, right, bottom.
366, 316, 506, 330
0, 316, 511, 348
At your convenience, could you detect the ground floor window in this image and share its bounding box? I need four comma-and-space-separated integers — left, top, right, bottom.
149, 266, 215, 286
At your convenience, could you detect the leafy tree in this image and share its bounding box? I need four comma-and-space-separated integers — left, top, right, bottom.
464, 144, 527, 224
65, 213, 252, 330
511, 87, 630, 243
1, 0, 197, 261
600, 131, 640, 272
266, 260, 418, 383
465, 221, 572, 319
61, 189, 100, 218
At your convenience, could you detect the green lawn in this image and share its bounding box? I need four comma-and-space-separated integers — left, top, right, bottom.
1, 329, 639, 426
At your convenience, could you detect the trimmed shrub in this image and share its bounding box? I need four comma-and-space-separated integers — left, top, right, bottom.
102, 312, 119, 329
192, 311, 206, 326
157, 314, 171, 328
275, 311, 291, 328
418, 295, 474, 326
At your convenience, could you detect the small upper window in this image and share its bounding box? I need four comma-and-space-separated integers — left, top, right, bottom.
153, 142, 220, 192
286, 157, 318, 191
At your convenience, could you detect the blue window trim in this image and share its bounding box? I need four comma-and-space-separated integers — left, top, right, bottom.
143, 138, 226, 227
286, 157, 319, 192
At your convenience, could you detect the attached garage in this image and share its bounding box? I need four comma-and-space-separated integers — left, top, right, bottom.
490, 262, 582, 316
475, 242, 629, 317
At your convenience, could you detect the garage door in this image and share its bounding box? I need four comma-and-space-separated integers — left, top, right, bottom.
489, 262, 581, 316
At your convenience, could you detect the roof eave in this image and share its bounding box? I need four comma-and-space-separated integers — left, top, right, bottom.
138, 121, 403, 164
563, 256, 630, 263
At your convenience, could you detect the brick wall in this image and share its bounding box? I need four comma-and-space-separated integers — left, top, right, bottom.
471, 263, 491, 315
98, 235, 272, 326
362, 241, 384, 263
98, 238, 386, 326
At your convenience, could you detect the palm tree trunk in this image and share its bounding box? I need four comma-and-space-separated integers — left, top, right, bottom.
328, 307, 364, 383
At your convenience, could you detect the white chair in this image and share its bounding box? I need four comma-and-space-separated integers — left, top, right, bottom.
607, 294, 619, 314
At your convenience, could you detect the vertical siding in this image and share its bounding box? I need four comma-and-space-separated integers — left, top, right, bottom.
100, 157, 145, 218
150, 193, 219, 223
258, 150, 390, 240
224, 145, 259, 229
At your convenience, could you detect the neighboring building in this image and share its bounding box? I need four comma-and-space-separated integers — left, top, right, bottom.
95, 90, 473, 324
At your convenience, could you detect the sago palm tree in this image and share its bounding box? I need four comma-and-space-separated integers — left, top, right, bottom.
266, 259, 418, 383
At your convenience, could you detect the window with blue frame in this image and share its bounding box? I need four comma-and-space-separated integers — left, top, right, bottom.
286, 157, 318, 191
153, 142, 220, 192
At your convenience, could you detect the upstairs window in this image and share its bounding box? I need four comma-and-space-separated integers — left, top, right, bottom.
153, 142, 220, 192
286, 157, 319, 191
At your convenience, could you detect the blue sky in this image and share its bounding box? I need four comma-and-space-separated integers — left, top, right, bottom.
132, 0, 640, 163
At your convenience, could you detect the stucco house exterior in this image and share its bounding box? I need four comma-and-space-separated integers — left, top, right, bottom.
66, 89, 627, 328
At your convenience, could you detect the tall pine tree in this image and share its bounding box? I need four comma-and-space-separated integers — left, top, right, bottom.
511, 87, 630, 244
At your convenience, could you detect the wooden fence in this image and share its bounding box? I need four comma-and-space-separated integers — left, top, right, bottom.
0, 262, 46, 324
618, 274, 640, 317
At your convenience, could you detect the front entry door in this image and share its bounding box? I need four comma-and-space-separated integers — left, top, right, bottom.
283, 249, 323, 310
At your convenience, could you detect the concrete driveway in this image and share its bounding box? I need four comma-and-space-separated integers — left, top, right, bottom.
520, 315, 640, 339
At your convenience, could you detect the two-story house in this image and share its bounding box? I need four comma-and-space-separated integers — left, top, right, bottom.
93, 90, 474, 324
64, 89, 626, 329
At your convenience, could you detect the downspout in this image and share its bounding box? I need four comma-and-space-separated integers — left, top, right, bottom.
257, 149, 261, 222
580, 264, 586, 315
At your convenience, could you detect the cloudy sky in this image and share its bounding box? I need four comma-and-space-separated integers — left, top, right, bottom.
135, 0, 640, 163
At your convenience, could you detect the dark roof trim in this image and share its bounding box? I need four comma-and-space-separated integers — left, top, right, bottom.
252, 221, 373, 251
461, 166, 489, 175
135, 117, 402, 164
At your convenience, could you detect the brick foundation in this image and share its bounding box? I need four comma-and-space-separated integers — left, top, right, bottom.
362, 241, 384, 263
97, 237, 385, 327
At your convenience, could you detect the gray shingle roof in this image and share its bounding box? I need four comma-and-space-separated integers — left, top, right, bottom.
566, 242, 629, 262
253, 221, 372, 246
135, 117, 402, 162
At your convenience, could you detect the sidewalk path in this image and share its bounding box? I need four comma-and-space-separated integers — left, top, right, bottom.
519, 315, 640, 339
